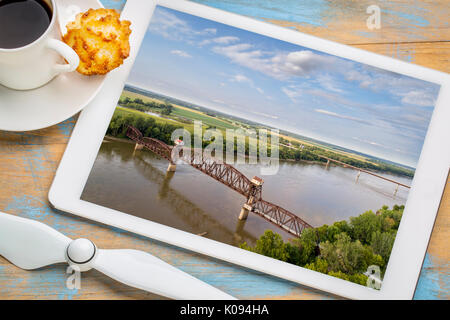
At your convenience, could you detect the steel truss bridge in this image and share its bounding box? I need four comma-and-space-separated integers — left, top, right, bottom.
320, 156, 411, 196
127, 125, 312, 237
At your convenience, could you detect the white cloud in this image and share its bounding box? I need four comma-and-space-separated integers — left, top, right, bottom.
345, 67, 439, 107
282, 84, 348, 104
149, 8, 189, 40
214, 41, 438, 109
213, 36, 239, 44
170, 50, 192, 58
251, 111, 278, 119
352, 136, 411, 154
200, 36, 240, 46
151, 7, 439, 112
315, 74, 344, 93
213, 43, 262, 67
273, 51, 339, 78
231, 74, 252, 83
213, 44, 339, 81
282, 87, 303, 101
352, 136, 384, 148
203, 28, 217, 35
400, 90, 437, 107
315, 109, 371, 125
229, 74, 264, 95
149, 8, 216, 41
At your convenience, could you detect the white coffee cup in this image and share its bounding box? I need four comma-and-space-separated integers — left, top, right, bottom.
0, 0, 80, 91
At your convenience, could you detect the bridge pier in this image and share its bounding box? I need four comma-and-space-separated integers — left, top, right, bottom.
134, 143, 143, 151
356, 170, 361, 182
326, 159, 330, 169
394, 184, 399, 196
239, 177, 264, 220
167, 163, 177, 172
239, 203, 252, 220
235, 219, 247, 234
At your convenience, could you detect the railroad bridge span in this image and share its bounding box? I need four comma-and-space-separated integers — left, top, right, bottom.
127, 125, 312, 237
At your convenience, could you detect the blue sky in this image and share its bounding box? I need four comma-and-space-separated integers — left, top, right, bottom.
127, 6, 441, 168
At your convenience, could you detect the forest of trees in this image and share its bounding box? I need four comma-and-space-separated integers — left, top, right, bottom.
240, 205, 404, 287
278, 138, 414, 177
119, 97, 173, 116
107, 109, 182, 144
108, 106, 413, 178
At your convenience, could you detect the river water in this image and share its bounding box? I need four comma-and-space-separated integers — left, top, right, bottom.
82, 139, 412, 246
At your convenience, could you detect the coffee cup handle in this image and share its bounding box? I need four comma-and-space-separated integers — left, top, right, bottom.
46, 38, 80, 74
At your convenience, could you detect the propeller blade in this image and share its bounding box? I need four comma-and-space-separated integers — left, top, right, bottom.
0, 212, 236, 299
92, 249, 236, 300
0, 212, 71, 270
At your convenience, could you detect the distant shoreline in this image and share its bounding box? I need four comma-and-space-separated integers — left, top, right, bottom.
123, 85, 417, 173
103, 135, 411, 180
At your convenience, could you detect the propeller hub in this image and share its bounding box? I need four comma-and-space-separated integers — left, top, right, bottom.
67, 239, 96, 270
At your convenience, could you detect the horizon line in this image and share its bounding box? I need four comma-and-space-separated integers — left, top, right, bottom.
123, 82, 417, 169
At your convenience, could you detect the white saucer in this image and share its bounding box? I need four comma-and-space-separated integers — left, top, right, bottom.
0, 0, 105, 132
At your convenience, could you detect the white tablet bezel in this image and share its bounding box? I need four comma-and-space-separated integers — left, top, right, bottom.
49, 0, 450, 300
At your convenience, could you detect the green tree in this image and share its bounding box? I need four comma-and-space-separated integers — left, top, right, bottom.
133, 116, 147, 133
151, 127, 161, 139
121, 96, 131, 105
350, 211, 381, 244
240, 230, 294, 263
161, 104, 173, 115
370, 231, 396, 264
319, 233, 368, 274
239, 205, 401, 288
327, 271, 368, 286
305, 258, 328, 274
291, 228, 319, 265
108, 114, 123, 136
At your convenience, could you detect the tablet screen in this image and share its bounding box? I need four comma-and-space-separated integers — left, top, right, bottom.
81, 5, 441, 290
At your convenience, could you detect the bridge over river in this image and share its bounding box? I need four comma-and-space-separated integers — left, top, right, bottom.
127, 125, 313, 237
321, 156, 411, 196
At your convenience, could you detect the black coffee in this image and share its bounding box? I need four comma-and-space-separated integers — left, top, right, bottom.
0, 0, 52, 49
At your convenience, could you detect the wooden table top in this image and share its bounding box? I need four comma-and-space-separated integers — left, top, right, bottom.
0, 0, 448, 300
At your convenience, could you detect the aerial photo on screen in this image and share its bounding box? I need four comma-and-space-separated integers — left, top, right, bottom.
81, 6, 441, 288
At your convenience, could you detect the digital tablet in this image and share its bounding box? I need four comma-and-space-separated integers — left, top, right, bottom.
49, 0, 450, 299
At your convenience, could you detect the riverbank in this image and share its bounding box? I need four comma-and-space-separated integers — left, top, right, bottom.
83, 138, 411, 245
104, 135, 135, 144
106, 105, 415, 179
104, 135, 411, 183
105, 135, 326, 166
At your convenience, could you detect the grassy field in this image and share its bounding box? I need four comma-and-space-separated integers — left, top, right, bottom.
120, 90, 375, 164
119, 89, 411, 173
275, 132, 372, 163
171, 106, 238, 130
115, 106, 195, 132
121, 91, 161, 104
121, 90, 238, 131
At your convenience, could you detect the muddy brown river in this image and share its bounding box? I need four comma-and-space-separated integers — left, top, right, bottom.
82, 139, 412, 246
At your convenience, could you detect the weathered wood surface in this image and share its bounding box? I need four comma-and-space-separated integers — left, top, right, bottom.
0, 0, 448, 300
194, 0, 450, 73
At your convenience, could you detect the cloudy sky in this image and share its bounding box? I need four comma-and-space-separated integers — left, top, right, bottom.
127, 6, 441, 168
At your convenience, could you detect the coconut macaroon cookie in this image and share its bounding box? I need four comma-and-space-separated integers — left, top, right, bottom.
63, 8, 132, 75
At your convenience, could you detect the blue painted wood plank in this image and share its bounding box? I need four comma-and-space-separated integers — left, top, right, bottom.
0, 0, 447, 300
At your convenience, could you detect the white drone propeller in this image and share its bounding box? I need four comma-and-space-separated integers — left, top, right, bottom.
0, 211, 235, 300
